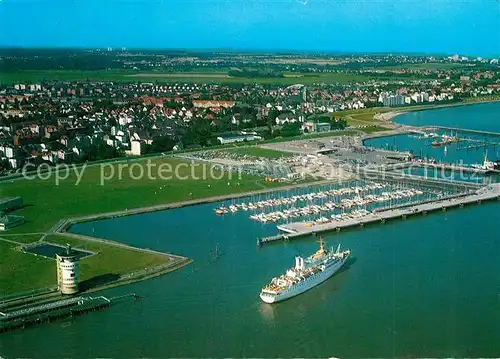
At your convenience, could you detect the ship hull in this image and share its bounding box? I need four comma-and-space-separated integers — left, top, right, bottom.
260, 256, 348, 304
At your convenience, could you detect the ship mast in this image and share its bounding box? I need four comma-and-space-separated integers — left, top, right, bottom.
318, 236, 325, 251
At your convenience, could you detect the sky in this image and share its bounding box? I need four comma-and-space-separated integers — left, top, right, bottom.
0, 0, 499, 57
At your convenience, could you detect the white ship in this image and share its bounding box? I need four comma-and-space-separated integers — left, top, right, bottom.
260, 238, 351, 304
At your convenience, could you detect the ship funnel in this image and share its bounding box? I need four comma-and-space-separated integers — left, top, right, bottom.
295, 256, 301, 269
295, 256, 304, 270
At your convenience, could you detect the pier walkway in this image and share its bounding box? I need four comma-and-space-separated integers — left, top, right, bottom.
377, 161, 496, 175
427, 126, 500, 137
258, 184, 500, 244
357, 168, 482, 190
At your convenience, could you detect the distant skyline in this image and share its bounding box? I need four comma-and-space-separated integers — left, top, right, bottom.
0, 0, 499, 57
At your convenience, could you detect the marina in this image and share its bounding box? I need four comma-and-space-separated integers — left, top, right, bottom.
249, 189, 432, 224
255, 184, 500, 244
215, 182, 389, 215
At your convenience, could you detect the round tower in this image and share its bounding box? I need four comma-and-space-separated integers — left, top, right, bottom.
56, 244, 80, 295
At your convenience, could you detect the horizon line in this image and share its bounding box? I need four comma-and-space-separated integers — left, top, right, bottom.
0, 45, 498, 59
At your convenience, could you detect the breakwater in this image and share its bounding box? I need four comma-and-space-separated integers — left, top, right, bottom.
0, 294, 140, 333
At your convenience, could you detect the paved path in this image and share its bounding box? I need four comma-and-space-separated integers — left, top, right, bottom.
0, 237, 24, 245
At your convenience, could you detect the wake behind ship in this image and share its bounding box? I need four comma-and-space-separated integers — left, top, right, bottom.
260, 238, 350, 304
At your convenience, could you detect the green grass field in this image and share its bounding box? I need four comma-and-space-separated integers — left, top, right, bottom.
0, 234, 171, 296
0, 157, 287, 235
225, 147, 294, 158
45, 234, 171, 287
0, 234, 44, 244
359, 126, 391, 134
258, 130, 358, 144
0, 69, 418, 85
0, 155, 300, 296
0, 241, 56, 295
375, 62, 473, 71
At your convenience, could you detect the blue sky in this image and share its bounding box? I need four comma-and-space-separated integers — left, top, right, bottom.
0, 0, 499, 56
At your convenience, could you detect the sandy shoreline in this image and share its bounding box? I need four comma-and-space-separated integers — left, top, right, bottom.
375, 111, 406, 121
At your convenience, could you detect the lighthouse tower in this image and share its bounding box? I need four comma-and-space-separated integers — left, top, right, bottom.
56, 244, 80, 295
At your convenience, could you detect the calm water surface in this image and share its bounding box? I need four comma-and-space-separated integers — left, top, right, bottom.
395, 101, 500, 132
364, 133, 500, 166
1, 103, 500, 358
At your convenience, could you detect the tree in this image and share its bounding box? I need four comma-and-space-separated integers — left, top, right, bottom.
280, 122, 301, 137
83, 139, 124, 161
330, 118, 347, 130
0, 159, 10, 172
183, 119, 212, 147
151, 135, 176, 153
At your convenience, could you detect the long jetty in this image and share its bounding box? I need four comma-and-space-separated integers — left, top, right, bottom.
377, 161, 498, 176
427, 126, 500, 137
258, 183, 500, 245
357, 168, 482, 190
0, 294, 141, 333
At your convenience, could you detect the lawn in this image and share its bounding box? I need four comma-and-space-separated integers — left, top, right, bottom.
0, 70, 133, 84
359, 126, 391, 134
0, 157, 284, 236
259, 130, 358, 144
0, 233, 43, 244
0, 155, 316, 296
0, 241, 56, 295
225, 147, 294, 159
332, 107, 391, 126
374, 62, 473, 71
0, 233, 172, 296
45, 234, 171, 288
